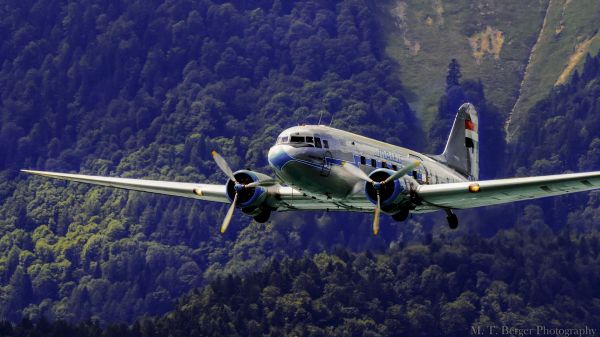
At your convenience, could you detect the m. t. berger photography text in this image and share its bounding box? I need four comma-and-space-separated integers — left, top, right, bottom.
471, 325, 597, 336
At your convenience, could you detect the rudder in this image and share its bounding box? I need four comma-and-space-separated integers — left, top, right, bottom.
435, 103, 479, 180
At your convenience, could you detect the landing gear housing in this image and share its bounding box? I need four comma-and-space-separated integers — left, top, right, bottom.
445, 209, 458, 229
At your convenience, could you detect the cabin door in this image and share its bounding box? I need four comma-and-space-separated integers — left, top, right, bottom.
320, 151, 332, 177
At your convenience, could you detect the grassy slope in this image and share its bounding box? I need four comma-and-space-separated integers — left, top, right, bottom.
378, 0, 547, 130
507, 0, 600, 140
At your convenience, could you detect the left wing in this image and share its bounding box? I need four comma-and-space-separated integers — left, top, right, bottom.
21, 170, 229, 203
417, 171, 600, 209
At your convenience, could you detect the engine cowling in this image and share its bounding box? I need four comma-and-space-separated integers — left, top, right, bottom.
364, 168, 413, 214
226, 170, 270, 215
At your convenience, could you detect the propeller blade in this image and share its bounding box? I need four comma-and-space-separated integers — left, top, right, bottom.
212, 150, 236, 182
245, 179, 279, 188
221, 192, 238, 233
342, 162, 372, 183
383, 161, 420, 184
373, 191, 381, 235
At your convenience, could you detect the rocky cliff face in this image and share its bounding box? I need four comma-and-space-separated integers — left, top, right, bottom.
379, 0, 600, 142
506, 0, 600, 141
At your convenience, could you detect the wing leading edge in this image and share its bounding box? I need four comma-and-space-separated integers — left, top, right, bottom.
20, 169, 359, 212
21, 169, 229, 203
417, 171, 600, 209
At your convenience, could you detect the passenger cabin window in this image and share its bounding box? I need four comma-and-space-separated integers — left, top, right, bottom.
392, 164, 398, 171
314, 137, 322, 148
413, 171, 418, 180
323, 140, 329, 148
382, 161, 387, 169
290, 136, 304, 143
360, 156, 366, 165
371, 159, 376, 167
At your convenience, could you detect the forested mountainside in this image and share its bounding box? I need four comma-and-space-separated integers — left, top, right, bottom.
1, 0, 600, 333
0, 0, 423, 323
5, 229, 600, 337
507, 53, 600, 233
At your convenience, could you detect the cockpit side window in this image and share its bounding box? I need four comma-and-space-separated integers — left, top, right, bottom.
290, 136, 304, 143
314, 137, 322, 148
306, 136, 314, 143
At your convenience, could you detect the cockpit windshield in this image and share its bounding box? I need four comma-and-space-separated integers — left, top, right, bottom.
277, 134, 325, 148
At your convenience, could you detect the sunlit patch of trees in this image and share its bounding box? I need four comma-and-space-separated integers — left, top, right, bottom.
3, 227, 600, 336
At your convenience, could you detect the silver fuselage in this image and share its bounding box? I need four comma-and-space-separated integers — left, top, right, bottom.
267, 125, 468, 211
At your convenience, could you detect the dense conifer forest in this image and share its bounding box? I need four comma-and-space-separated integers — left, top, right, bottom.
3, 230, 600, 336
1, 0, 600, 335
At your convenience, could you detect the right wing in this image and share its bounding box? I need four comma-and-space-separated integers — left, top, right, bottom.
21, 169, 373, 212
417, 171, 600, 209
21, 170, 229, 203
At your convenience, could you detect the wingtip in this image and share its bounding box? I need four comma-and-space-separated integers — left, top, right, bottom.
211, 150, 217, 157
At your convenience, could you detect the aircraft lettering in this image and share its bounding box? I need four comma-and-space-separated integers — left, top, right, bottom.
378, 149, 402, 163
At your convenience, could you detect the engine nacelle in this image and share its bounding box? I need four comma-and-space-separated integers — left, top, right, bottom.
226, 170, 270, 215
365, 168, 413, 214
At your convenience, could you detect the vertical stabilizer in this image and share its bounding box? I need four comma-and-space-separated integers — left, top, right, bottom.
436, 103, 479, 180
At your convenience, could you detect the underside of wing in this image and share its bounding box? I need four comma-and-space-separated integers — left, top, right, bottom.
21, 170, 229, 203
417, 171, 600, 209
272, 186, 374, 212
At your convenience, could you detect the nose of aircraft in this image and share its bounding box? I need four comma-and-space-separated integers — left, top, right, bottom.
268, 145, 294, 171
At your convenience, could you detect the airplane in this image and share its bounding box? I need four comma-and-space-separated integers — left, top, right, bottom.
22, 103, 600, 235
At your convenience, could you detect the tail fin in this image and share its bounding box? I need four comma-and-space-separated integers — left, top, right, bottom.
435, 103, 479, 180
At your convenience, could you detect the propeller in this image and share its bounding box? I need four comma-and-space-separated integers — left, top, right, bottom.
342, 160, 420, 235
212, 150, 276, 233
383, 161, 420, 184
342, 161, 373, 183
245, 179, 279, 188
373, 192, 381, 235
212, 150, 236, 182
